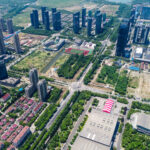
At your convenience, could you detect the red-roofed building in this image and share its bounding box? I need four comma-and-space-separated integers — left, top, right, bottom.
103, 99, 114, 113
7, 145, 15, 150
33, 102, 43, 113
13, 126, 30, 147
2, 93, 11, 102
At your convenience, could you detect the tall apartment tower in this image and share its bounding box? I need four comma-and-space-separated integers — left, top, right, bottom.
13, 33, 21, 54
44, 11, 50, 30
0, 86, 2, 96
41, 7, 47, 24
25, 68, 39, 98
82, 8, 86, 27
6, 19, 14, 34
0, 60, 8, 80
88, 10, 92, 17
95, 13, 102, 35
102, 13, 107, 22
30, 10, 39, 28
133, 24, 150, 44
116, 22, 129, 57
37, 79, 47, 101
87, 17, 92, 36
0, 18, 5, 31
29, 68, 39, 88
52, 8, 57, 27
95, 10, 100, 18
0, 29, 6, 55
73, 12, 80, 34
53, 12, 61, 31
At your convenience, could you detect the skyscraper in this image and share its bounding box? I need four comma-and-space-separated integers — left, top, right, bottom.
95, 13, 102, 34
44, 11, 50, 30
0, 60, 8, 80
95, 10, 100, 18
133, 24, 150, 44
0, 29, 6, 55
41, 7, 47, 24
30, 13, 34, 27
52, 8, 57, 27
13, 33, 21, 54
73, 12, 80, 34
88, 10, 92, 17
6, 19, 14, 34
0, 18, 5, 32
82, 8, 86, 27
87, 17, 92, 36
30, 10, 39, 28
25, 68, 39, 98
0, 86, 2, 96
53, 12, 61, 31
116, 22, 129, 57
37, 79, 47, 101
102, 13, 106, 22
29, 68, 39, 88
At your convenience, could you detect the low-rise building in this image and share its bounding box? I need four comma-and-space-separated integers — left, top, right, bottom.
72, 110, 118, 150
134, 47, 143, 58
13, 126, 30, 147
131, 113, 150, 135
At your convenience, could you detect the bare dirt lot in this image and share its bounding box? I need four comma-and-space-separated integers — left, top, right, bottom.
128, 71, 150, 99
63, 3, 98, 12
100, 5, 119, 16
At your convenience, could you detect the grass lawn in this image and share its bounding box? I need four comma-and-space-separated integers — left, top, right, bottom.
52, 53, 70, 68
13, 7, 33, 27
14, 50, 57, 72
36, 0, 82, 8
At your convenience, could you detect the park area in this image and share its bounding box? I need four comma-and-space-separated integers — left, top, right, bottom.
13, 7, 33, 27
13, 50, 58, 73
128, 71, 150, 99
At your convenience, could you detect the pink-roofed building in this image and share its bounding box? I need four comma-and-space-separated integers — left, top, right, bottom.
5, 131, 11, 136
5, 106, 15, 114
33, 102, 43, 113
0, 115, 5, 119
20, 97, 25, 101
6, 122, 11, 127
7, 145, 15, 150
2, 126, 7, 131
0, 122, 3, 126
28, 99, 33, 105
1, 135, 7, 140
13, 126, 30, 147
2, 118, 7, 123
24, 104, 29, 110
12, 124, 17, 129
103, 99, 114, 113
2, 93, 11, 102
16, 126, 23, 133
9, 118, 15, 122
0, 130, 4, 135
9, 127, 15, 133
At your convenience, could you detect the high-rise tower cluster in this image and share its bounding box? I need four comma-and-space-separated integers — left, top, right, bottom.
30, 7, 61, 31
52, 8, 61, 31
73, 9, 105, 36
25, 68, 48, 101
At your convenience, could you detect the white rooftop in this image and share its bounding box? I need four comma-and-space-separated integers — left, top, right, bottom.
136, 47, 143, 54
